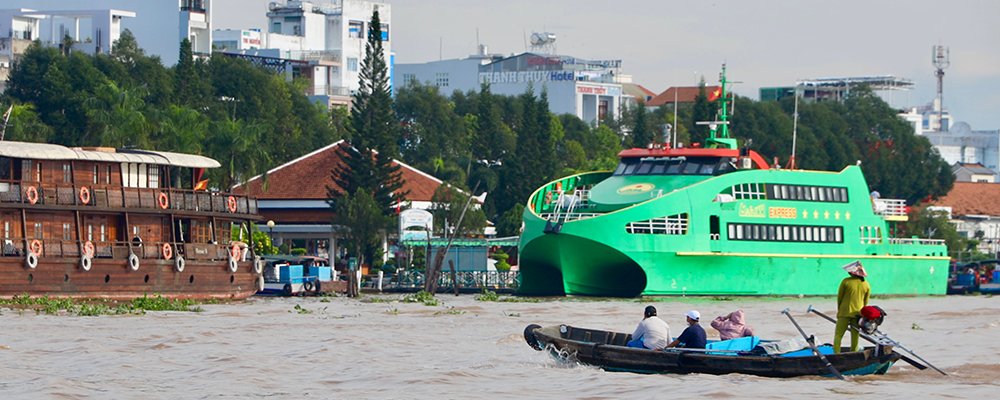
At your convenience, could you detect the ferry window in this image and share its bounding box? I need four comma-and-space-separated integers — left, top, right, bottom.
87, 225, 93, 241
728, 224, 736, 239
33, 222, 42, 239
93, 165, 99, 184
699, 162, 716, 174
666, 162, 682, 174
818, 227, 826, 242
148, 165, 159, 189
100, 224, 105, 242
63, 163, 71, 183
767, 225, 776, 240
106, 165, 112, 185
636, 162, 653, 175
810, 187, 818, 201
650, 161, 667, 174
63, 223, 72, 241
36, 162, 42, 182
623, 162, 639, 175
683, 162, 700, 174
614, 162, 627, 175
840, 188, 848, 202
805, 228, 813, 242
0, 157, 10, 180
818, 188, 827, 201
4, 221, 10, 239
834, 227, 842, 242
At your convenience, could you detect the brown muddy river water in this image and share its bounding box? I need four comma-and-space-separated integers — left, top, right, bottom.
1, 294, 998, 399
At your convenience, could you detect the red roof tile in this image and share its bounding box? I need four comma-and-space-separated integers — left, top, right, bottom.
647, 86, 721, 107
232, 140, 443, 201
931, 182, 1000, 217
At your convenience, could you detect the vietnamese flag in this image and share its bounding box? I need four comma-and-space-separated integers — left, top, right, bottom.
707, 87, 722, 102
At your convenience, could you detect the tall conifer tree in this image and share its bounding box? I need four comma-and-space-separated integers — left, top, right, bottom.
330, 9, 406, 217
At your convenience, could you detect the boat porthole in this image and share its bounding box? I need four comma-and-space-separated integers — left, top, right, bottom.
144, 274, 150, 283
28, 274, 33, 283
229, 275, 235, 284
104, 274, 111, 283
189, 275, 195, 284
64, 274, 70, 282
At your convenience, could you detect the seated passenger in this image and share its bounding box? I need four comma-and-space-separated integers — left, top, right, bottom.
711, 309, 755, 341
627, 305, 671, 350
667, 310, 707, 349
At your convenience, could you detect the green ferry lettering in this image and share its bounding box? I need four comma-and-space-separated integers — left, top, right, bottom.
768, 206, 798, 219
738, 203, 766, 218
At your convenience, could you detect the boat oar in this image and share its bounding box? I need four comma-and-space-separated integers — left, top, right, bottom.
782, 308, 845, 380
806, 305, 938, 374
873, 328, 947, 376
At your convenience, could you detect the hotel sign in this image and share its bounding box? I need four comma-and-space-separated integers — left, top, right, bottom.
479, 70, 576, 84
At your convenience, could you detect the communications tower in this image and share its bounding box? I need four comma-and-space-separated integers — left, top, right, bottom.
932, 45, 950, 132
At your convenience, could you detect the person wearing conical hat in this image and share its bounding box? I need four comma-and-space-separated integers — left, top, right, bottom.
834, 261, 870, 353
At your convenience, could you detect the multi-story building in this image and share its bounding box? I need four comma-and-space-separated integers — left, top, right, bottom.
396, 50, 626, 124
2, 1, 213, 65
214, 0, 391, 108
0, 7, 135, 92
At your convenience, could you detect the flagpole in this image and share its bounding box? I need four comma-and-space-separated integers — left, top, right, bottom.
672, 89, 678, 148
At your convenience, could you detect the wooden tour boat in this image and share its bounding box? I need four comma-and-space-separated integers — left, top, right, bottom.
0, 141, 264, 300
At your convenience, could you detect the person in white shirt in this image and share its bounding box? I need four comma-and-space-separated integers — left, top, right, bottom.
627, 305, 671, 350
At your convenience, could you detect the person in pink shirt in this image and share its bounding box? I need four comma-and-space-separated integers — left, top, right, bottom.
711, 309, 755, 340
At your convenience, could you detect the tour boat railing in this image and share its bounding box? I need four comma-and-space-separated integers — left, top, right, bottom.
874, 198, 907, 220
0, 180, 258, 215
0, 237, 248, 262
889, 238, 946, 246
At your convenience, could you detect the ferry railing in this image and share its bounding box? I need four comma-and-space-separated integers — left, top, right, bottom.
0, 180, 258, 216
889, 238, 946, 246
874, 198, 907, 220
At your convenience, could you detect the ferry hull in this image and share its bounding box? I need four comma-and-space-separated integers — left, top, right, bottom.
519, 226, 947, 297
0, 258, 262, 301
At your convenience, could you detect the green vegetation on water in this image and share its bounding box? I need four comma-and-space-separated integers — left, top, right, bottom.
0, 294, 204, 316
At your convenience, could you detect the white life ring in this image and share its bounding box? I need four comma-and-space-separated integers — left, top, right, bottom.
228, 258, 238, 273
128, 253, 140, 271
252, 256, 263, 274
81, 256, 92, 271
25, 252, 38, 269
175, 256, 186, 272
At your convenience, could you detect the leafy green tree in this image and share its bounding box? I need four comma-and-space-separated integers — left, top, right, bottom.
1, 104, 53, 142
428, 185, 487, 237
84, 81, 149, 148
174, 38, 211, 109
395, 82, 467, 167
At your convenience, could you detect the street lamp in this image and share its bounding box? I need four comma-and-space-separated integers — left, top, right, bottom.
266, 220, 275, 254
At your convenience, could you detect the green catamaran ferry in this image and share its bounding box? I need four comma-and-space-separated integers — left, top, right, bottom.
517, 66, 948, 297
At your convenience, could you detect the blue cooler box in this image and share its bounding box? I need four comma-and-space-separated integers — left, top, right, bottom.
313, 266, 332, 281
280, 265, 305, 283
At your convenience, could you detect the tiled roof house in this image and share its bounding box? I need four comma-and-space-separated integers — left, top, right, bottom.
931, 182, 1000, 256
232, 140, 448, 265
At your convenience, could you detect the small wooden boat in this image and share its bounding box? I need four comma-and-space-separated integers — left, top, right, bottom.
523, 324, 900, 378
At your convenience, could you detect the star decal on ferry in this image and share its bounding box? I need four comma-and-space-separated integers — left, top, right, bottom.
802, 210, 809, 219
824, 211, 830, 219
835, 211, 841, 220
845, 211, 851, 220
813, 210, 819, 219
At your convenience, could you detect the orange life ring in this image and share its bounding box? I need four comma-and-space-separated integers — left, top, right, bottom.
29, 239, 43, 256
79, 186, 91, 205
229, 243, 241, 260
227, 196, 238, 213
25, 186, 39, 205
157, 192, 169, 209
83, 240, 95, 258
161, 243, 173, 260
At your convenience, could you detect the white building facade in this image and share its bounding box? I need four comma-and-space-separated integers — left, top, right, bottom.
2, 0, 215, 65
259, 0, 392, 95
396, 52, 624, 124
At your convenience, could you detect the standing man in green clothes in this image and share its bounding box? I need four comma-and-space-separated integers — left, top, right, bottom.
834, 261, 870, 353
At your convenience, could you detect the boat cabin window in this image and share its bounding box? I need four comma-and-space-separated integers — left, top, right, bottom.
613, 156, 732, 176
0, 157, 11, 181
121, 163, 160, 189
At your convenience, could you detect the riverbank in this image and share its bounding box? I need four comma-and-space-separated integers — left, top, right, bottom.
1, 294, 997, 398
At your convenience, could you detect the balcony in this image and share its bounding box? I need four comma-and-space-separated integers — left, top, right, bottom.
0, 180, 259, 217
286, 50, 341, 64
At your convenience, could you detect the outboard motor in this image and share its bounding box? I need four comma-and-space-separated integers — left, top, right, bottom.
858, 305, 886, 334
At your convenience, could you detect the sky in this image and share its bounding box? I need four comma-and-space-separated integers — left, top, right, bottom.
217, 0, 998, 129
